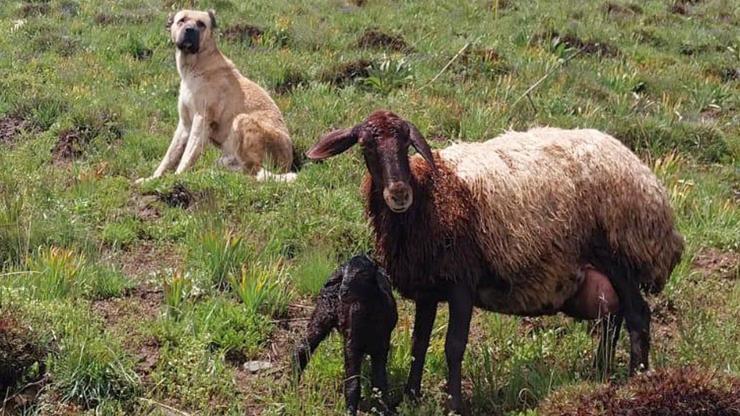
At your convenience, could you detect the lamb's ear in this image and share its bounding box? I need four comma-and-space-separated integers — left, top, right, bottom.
166, 13, 174, 30
207, 9, 217, 29
306, 128, 357, 160
406, 121, 436, 171
375, 267, 394, 302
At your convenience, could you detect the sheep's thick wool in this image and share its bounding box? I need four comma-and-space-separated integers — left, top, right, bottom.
364, 127, 683, 315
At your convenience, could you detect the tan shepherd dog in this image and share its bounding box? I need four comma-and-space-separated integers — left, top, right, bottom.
137, 9, 295, 184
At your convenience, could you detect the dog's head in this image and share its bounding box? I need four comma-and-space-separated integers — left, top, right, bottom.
167, 9, 217, 54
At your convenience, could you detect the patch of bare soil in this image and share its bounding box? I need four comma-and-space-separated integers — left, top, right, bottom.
0, 316, 46, 390
274, 71, 308, 95
532, 30, 620, 57
539, 367, 740, 415
234, 303, 312, 412
693, 248, 739, 280
602, 2, 642, 17
1, 313, 47, 414
649, 296, 680, 342
320, 59, 373, 87
0, 115, 31, 145
356, 29, 412, 52
115, 241, 181, 280
222, 24, 264, 45
92, 286, 163, 380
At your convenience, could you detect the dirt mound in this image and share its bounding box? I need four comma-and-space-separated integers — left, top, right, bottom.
320, 59, 373, 87
693, 248, 739, 280
222, 24, 264, 45
602, 2, 642, 17
0, 315, 46, 391
94, 12, 150, 26
157, 182, 194, 209
52, 128, 87, 162
357, 29, 411, 52
533, 30, 620, 57
670, 0, 702, 15
18, 2, 50, 17
0, 115, 31, 145
274, 70, 308, 95
540, 367, 740, 416
456, 47, 510, 76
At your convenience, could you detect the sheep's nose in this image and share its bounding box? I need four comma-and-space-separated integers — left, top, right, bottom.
383, 181, 413, 213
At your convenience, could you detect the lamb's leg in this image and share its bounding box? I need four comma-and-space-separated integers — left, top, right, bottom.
595, 313, 623, 377
445, 284, 473, 414
371, 350, 389, 408
605, 265, 650, 375
343, 344, 363, 416
405, 295, 438, 399
292, 310, 335, 380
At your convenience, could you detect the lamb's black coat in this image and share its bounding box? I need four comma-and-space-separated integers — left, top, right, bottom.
292, 255, 398, 415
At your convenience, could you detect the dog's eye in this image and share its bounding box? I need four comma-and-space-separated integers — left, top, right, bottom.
196, 20, 206, 28
177, 18, 185, 25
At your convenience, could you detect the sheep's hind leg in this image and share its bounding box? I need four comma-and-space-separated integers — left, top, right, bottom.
604, 263, 650, 375
405, 294, 438, 399
445, 284, 473, 415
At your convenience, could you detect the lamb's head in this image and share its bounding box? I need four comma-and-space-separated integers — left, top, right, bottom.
338, 255, 392, 303
307, 110, 435, 213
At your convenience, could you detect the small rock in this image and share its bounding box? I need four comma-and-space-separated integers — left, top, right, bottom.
243, 360, 273, 374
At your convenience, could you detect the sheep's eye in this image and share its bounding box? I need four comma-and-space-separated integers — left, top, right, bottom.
196, 20, 206, 28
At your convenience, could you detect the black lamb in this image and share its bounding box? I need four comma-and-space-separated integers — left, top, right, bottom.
292, 254, 398, 415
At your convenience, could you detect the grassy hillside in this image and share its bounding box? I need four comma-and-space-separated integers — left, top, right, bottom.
0, 0, 738, 414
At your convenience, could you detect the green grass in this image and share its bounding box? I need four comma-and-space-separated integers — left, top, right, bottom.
0, 0, 737, 414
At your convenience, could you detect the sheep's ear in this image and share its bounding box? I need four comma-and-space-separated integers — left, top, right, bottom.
166, 13, 174, 30
306, 128, 357, 160
406, 121, 436, 171
207, 9, 217, 29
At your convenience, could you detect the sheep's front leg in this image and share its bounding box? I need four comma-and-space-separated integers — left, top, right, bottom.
405, 294, 438, 399
445, 284, 473, 414
175, 114, 208, 174
343, 343, 363, 416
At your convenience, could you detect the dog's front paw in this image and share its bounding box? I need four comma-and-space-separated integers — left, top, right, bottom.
134, 176, 155, 185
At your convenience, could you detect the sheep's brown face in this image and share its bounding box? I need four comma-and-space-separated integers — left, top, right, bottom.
359, 116, 415, 212
306, 110, 436, 214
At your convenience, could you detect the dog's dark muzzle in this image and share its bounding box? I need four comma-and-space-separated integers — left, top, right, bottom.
177, 28, 200, 54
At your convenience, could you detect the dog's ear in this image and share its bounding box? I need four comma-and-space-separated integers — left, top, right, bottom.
166, 13, 174, 30
207, 9, 217, 29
